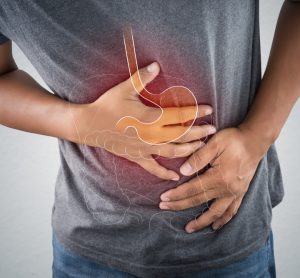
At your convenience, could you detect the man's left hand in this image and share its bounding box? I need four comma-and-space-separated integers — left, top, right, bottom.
159, 127, 267, 233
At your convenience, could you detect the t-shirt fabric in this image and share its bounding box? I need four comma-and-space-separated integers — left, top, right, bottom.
0, 1, 284, 277
0, 32, 8, 44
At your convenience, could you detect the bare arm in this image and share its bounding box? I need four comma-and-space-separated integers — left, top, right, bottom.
0, 41, 215, 180
239, 0, 300, 151
0, 42, 74, 140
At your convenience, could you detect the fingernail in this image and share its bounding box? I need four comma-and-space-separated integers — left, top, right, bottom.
160, 194, 170, 201
147, 62, 158, 73
208, 126, 216, 134
212, 224, 219, 230
172, 176, 180, 181
186, 227, 195, 233
159, 202, 170, 210
180, 163, 193, 176
205, 107, 213, 115
196, 141, 205, 148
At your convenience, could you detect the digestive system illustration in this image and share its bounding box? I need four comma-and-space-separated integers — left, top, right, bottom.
80, 26, 221, 238
115, 26, 198, 145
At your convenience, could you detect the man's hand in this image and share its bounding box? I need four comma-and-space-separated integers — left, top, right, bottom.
69, 62, 215, 181
0, 43, 215, 182
158, 0, 300, 233
159, 127, 268, 232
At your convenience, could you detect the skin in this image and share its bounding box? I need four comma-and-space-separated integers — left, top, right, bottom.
159, 0, 300, 233
0, 0, 299, 236
116, 26, 199, 144
0, 44, 215, 182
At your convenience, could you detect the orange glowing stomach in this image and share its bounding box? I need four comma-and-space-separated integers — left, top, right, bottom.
115, 26, 198, 145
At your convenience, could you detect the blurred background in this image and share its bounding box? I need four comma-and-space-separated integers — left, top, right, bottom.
0, 0, 299, 277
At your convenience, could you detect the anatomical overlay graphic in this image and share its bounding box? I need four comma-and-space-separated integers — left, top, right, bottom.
116, 26, 198, 144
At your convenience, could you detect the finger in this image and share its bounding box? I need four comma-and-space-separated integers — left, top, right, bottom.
150, 140, 204, 158
121, 62, 160, 95
185, 197, 232, 233
135, 124, 211, 145
159, 125, 215, 143
211, 196, 243, 230
159, 189, 219, 211
145, 125, 190, 144
161, 105, 212, 126
171, 125, 216, 143
137, 124, 214, 145
160, 170, 221, 201
180, 135, 219, 176
133, 157, 180, 181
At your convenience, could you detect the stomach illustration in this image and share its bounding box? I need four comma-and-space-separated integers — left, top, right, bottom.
115, 25, 198, 145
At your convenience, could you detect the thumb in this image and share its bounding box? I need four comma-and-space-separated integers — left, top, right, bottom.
123, 62, 160, 95
180, 137, 218, 176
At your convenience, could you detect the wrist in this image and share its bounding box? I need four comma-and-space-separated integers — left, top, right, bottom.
237, 122, 275, 160
65, 100, 109, 146
63, 102, 87, 144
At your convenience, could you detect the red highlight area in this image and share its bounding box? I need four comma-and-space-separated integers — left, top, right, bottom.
115, 26, 198, 145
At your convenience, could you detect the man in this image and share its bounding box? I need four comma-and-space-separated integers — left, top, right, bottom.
0, 0, 299, 277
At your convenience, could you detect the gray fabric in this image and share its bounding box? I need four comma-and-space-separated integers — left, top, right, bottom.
0, 1, 284, 277
0, 32, 8, 44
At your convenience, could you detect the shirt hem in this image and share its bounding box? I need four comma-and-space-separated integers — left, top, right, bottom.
53, 226, 271, 278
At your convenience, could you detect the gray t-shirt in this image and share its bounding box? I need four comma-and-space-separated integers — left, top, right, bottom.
0, 1, 284, 277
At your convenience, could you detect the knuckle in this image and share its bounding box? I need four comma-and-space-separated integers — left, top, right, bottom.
210, 209, 222, 220
211, 214, 219, 221
181, 108, 191, 122
186, 184, 199, 197
177, 143, 190, 155
194, 195, 206, 205
229, 183, 241, 195
223, 212, 233, 222
165, 145, 176, 157
193, 152, 203, 165
190, 196, 200, 207
221, 172, 231, 185
175, 108, 183, 122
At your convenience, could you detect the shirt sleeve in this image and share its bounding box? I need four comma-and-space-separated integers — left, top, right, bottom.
0, 32, 9, 44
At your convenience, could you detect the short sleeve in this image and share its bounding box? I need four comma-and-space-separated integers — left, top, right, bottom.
0, 32, 9, 44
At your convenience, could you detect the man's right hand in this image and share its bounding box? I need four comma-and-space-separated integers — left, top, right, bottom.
69, 62, 216, 181
0, 40, 214, 181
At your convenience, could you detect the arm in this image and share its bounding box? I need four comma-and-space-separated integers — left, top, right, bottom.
0, 41, 75, 141
239, 0, 300, 150
0, 41, 215, 181
159, 0, 300, 232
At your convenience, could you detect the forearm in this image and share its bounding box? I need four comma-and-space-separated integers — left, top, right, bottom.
239, 0, 300, 155
0, 69, 76, 141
